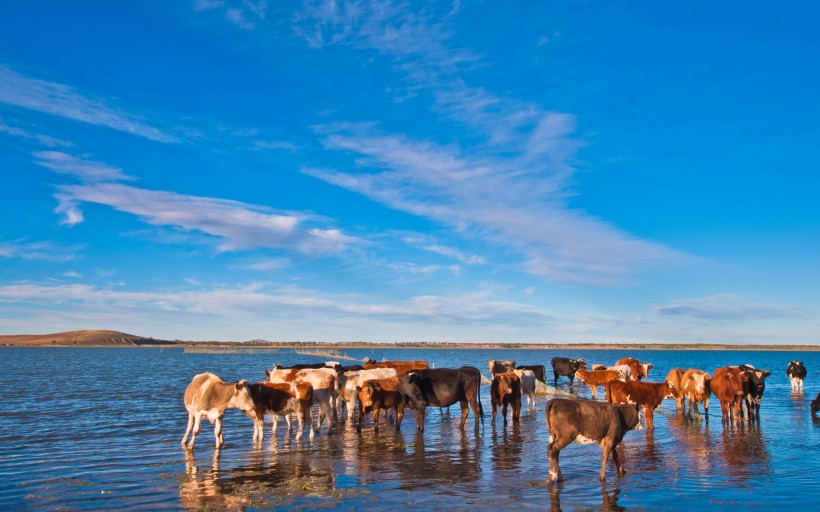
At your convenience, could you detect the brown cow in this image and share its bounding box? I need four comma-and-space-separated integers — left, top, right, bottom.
665, 368, 686, 410
680, 369, 711, 420
247, 382, 313, 441
575, 368, 622, 400
545, 398, 642, 482
364, 360, 429, 375
491, 372, 521, 425
181, 372, 255, 449
356, 376, 404, 432
711, 366, 749, 424
607, 380, 678, 429
615, 357, 653, 381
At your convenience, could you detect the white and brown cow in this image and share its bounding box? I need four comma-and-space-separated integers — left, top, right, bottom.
787, 361, 807, 392
615, 357, 652, 381
337, 368, 398, 420
267, 366, 337, 432
545, 398, 642, 482
665, 368, 686, 411
181, 372, 255, 449
680, 368, 711, 420
247, 381, 314, 442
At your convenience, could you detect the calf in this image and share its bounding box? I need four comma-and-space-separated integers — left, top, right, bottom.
266, 367, 337, 432
545, 398, 642, 482
491, 372, 522, 425
398, 367, 484, 432
575, 368, 622, 400
247, 382, 314, 441
518, 364, 547, 383
488, 359, 516, 377
680, 369, 711, 419
607, 380, 678, 429
665, 368, 686, 410
357, 376, 404, 432
711, 366, 749, 424
181, 372, 255, 449
737, 364, 771, 421
787, 361, 807, 392
615, 357, 652, 381
514, 369, 537, 413
337, 368, 398, 420
551, 357, 587, 386
364, 360, 429, 375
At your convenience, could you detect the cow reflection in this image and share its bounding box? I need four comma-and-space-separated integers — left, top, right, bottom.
718, 424, 771, 479
548, 483, 624, 512
666, 413, 715, 474
490, 421, 525, 472
179, 450, 246, 511
393, 432, 481, 489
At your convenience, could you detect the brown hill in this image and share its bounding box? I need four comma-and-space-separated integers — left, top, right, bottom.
0, 330, 176, 346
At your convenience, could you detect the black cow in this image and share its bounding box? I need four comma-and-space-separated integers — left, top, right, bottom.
545, 398, 642, 482
398, 367, 484, 432
518, 364, 547, 383
340, 364, 365, 372
275, 361, 342, 372
738, 364, 771, 421
551, 357, 587, 386
787, 361, 807, 392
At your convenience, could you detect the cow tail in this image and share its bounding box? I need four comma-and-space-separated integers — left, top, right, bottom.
478, 394, 484, 424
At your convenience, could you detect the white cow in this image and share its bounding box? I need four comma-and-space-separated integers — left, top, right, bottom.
513, 369, 537, 413
267, 366, 337, 432
181, 372, 255, 449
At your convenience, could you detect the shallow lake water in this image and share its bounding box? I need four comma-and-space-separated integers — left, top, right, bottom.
2, 347, 820, 510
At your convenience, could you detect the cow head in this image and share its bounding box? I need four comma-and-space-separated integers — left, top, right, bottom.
230, 380, 256, 412
399, 372, 426, 410
664, 381, 679, 399
575, 358, 588, 370
359, 382, 381, 412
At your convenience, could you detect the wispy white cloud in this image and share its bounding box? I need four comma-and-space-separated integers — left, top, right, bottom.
194, 0, 268, 30
0, 65, 177, 143
0, 118, 73, 148
402, 235, 485, 264
0, 239, 80, 262
654, 294, 802, 321
34, 151, 136, 182
243, 258, 291, 271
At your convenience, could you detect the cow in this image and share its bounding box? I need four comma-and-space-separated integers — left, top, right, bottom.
665, 368, 686, 410
812, 390, 820, 416
398, 367, 484, 432
247, 382, 314, 441
575, 368, 622, 400
545, 398, 642, 482
266, 367, 337, 432
340, 364, 365, 372
711, 366, 749, 424
491, 372, 522, 425
181, 372, 255, 449
614, 357, 652, 381
787, 361, 807, 392
488, 359, 516, 376
607, 380, 678, 429
277, 361, 342, 372
738, 364, 771, 421
551, 357, 587, 386
337, 368, 398, 420
680, 368, 711, 420
364, 360, 429, 375
514, 369, 537, 413
357, 376, 404, 432
518, 364, 547, 383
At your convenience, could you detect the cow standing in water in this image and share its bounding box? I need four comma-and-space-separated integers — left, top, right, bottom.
787, 361, 807, 392
491, 372, 521, 425
551, 357, 587, 386
181, 372, 255, 449
398, 367, 484, 432
545, 398, 642, 482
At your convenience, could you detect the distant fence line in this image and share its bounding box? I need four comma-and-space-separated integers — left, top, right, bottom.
183, 346, 283, 354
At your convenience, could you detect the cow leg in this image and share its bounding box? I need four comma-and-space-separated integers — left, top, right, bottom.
396, 403, 404, 431
703, 397, 709, 419
357, 406, 365, 433
187, 413, 202, 449
646, 407, 655, 429
553, 372, 559, 387
305, 407, 314, 440
547, 436, 571, 482
491, 400, 498, 425
610, 444, 625, 476
272, 413, 279, 436
285, 413, 292, 433
459, 399, 469, 429
590, 384, 598, 400
599, 440, 614, 480
502, 401, 508, 425
182, 412, 194, 447
415, 407, 425, 432
466, 392, 481, 430
253, 418, 262, 442
373, 407, 381, 432
214, 416, 224, 448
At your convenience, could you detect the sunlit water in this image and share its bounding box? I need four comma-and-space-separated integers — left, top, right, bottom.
2, 347, 819, 510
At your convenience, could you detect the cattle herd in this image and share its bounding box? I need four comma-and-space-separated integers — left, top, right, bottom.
181, 356, 817, 483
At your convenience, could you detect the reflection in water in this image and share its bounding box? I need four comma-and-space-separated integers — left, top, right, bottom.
719, 423, 771, 480
490, 421, 525, 472
548, 482, 624, 512
180, 449, 247, 511
667, 413, 715, 474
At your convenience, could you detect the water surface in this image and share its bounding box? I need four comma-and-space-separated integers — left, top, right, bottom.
2, 347, 819, 510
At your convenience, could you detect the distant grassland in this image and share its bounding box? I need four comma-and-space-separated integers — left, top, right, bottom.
1, 330, 819, 351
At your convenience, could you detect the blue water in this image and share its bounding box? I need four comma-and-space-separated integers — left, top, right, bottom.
1, 347, 819, 510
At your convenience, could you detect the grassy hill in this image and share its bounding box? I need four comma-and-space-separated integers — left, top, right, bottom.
0, 330, 176, 346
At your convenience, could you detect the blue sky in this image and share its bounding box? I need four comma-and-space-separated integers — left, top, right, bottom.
1, 1, 819, 344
